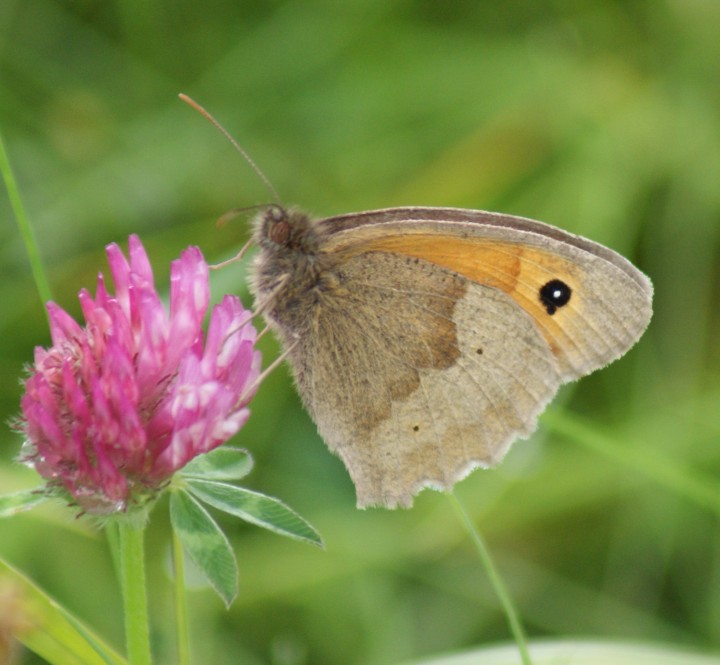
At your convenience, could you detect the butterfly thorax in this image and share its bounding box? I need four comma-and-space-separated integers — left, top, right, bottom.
250, 206, 337, 334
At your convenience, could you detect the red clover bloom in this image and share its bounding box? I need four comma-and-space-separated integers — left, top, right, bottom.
19, 235, 261, 515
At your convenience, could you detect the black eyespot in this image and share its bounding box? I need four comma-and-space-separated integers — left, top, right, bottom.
539, 279, 572, 315
476, 348, 483, 355
412, 425, 420, 432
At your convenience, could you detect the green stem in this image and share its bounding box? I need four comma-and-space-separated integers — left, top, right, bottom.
448, 492, 533, 665
0, 128, 53, 309
119, 521, 152, 665
172, 528, 191, 665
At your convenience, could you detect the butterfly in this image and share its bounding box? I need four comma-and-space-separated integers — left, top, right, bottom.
248, 204, 653, 508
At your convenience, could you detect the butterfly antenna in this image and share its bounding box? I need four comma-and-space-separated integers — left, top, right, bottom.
179, 93, 281, 205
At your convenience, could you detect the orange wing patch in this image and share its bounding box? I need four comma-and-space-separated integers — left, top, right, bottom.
350, 234, 584, 364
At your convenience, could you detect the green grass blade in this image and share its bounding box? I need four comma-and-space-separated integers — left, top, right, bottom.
0, 129, 53, 308
543, 410, 720, 516
0, 556, 127, 665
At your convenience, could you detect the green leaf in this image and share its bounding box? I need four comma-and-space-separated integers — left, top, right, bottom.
179, 447, 253, 481
186, 479, 324, 548
169, 490, 238, 607
401, 639, 720, 665
0, 488, 50, 518
0, 556, 127, 665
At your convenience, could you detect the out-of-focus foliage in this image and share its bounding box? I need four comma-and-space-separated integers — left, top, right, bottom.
1, 1, 719, 664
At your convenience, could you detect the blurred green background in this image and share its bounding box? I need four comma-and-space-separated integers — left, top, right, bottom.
1, 1, 719, 664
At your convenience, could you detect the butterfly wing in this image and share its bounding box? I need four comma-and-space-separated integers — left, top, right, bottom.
266, 207, 653, 508
321, 207, 653, 381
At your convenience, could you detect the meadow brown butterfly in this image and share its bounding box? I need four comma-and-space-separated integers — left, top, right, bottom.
177, 95, 652, 509
250, 205, 653, 508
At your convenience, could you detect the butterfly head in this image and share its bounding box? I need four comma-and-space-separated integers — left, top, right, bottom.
250, 205, 329, 323
255, 204, 320, 255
